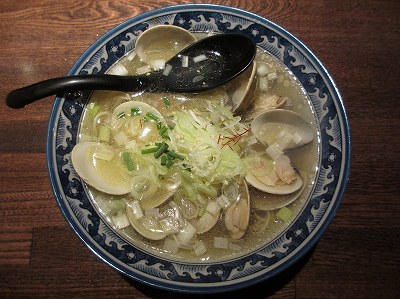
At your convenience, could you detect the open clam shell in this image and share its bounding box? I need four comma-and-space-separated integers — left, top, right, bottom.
135, 25, 196, 65
224, 179, 250, 239
231, 61, 257, 113
251, 180, 306, 211
251, 109, 314, 150
71, 142, 131, 195
245, 170, 303, 195
126, 204, 168, 241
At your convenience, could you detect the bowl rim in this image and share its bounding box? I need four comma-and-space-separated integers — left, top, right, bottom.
46, 3, 351, 293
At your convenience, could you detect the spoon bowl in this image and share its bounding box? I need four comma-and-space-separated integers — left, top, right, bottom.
6, 33, 256, 109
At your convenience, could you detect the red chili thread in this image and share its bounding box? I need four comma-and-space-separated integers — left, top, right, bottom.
217, 134, 222, 144
220, 127, 251, 149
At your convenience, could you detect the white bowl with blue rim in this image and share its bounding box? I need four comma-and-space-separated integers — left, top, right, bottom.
46, 3, 351, 293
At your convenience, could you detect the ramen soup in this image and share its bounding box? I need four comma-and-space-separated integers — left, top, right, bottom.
72, 27, 319, 262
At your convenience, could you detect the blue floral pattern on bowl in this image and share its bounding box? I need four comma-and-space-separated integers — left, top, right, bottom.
47, 4, 351, 293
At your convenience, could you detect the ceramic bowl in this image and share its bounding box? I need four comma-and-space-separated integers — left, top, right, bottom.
47, 4, 351, 293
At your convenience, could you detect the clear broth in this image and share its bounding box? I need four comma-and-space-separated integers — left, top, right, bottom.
78, 34, 319, 262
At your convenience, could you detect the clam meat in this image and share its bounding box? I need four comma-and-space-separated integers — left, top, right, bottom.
223, 179, 250, 239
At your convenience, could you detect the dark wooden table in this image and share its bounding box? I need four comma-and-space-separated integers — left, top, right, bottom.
1, 1, 399, 298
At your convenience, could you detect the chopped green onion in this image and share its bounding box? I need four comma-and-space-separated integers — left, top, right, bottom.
197, 211, 216, 231
112, 211, 130, 229
193, 241, 207, 256
166, 150, 185, 161
129, 200, 143, 220
117, 111, 125, 119
154, 142, 169, 159
183, 183, 198, 202
122, 152, 135, 171
160, 155, 167, 166
214, 236, 229, 249
276, 207, 293, 222
177, 222, 197, 245
96, 198, 125, 215
157, 121, 162, 129
159, 126, 168, 136
216, 194, 230, 210
146, 111, 159, 122
141, 147, 159, 154
162, 133, 170, 140
88, 103, 100, 116
162, 96, 171, 107
206, 201, 221, 216
165, 159, 174, 168
130, 107, 141, 116
198, 207, 205, 217
195, 182, 218, 197
98, 125, 111, 142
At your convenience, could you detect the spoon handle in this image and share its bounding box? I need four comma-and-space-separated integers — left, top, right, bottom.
6, 75, 151, 109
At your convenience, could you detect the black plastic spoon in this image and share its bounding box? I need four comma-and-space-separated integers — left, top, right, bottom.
6, 34, 256, 109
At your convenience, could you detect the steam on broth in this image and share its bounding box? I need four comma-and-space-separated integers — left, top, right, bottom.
73, 26, 319, 262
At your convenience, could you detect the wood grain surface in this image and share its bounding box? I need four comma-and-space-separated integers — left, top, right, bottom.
1, 1, 399, 298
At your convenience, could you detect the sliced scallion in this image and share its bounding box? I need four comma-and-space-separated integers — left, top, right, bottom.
117, 111, 125, 119
160, 155, 167, 166
146, 111, 159, 122
162, 96, 170, 107
154, 142, 169, 159
276, 207, 293, 222
141, 147, 159, 154
165, 159, 174, 168
159, 126, 168, 136
98, 125, 111, 142
166, 150, 185, 161
122, 152, 135, 171
88, 103, 100, 116
130, 107, 141, 116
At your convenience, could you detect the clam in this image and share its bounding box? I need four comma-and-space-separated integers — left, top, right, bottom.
224, 179, 250, 239
110, 100, 176, 146
126, 204, 167, 241
138, 170, 181, 210
252, 181, 306, 211
245, 156, 305, 210
245, 168, 303, 195
71, 142, 131, 195
244, 153, 304, 195
112, 100, 165, 126
251, 109, 314, 150
242, 95, 287, 122
135, 25, 196, 65
231, 61, 257, 113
